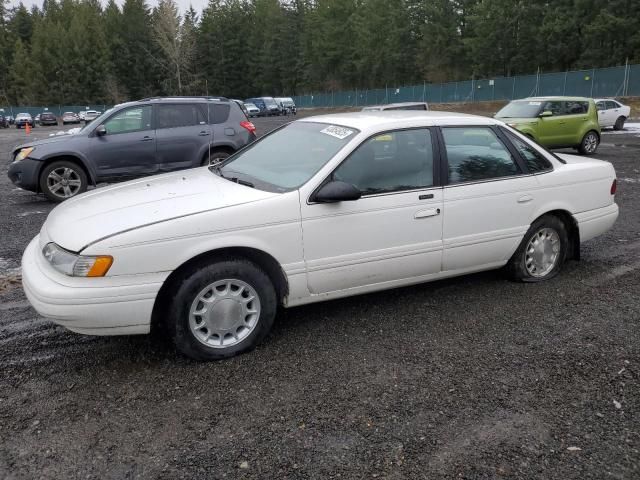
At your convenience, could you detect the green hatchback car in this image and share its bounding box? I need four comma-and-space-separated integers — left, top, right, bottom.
495, 96, 601, 155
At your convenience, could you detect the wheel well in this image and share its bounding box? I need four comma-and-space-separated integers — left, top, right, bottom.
150, 247, 289, 334
39, 155, 93, 190
202, 145, 235, 162
539, 209, 580, 261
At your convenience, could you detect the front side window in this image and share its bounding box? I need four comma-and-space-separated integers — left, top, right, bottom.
596, 101, 606, 110
333, 128, 434, 194
443, 127, 520, 184
504, 130, 552, 173
220, 122, 358, 192
542, 101, 565, 116
103, 106, 152, 134
156, 104, 206, 129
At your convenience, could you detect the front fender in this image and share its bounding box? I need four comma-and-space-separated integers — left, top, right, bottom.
38, 150, 97, 184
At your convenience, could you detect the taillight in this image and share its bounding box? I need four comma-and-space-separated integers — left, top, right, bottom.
611, 179, 617, 195
240, 121, 256, 134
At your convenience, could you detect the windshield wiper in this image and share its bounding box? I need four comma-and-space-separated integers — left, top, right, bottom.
232, 178, 254, 188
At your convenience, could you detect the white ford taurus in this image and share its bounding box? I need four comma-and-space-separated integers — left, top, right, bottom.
22, 112, 619, 360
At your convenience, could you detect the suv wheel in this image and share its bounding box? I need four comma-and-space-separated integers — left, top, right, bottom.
578, 131, 599, 155
166, 259, 277, 361
39, 160, 88, 202
202, 149, 231, 167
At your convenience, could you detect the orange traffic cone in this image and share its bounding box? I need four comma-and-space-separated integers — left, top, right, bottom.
25, 123, 31, 134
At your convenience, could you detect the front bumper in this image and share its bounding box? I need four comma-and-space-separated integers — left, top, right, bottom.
8, 158, 41, 192
21, 236, 169, 336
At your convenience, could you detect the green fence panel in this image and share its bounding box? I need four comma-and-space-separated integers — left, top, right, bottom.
628, 64, 640, 96
513, 74, 538, 99
539, 72, 566, 96
565, 69, 596, 97
591, 66, 626, 97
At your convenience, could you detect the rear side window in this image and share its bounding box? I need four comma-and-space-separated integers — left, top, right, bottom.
565, 101, 588, 115
442, 127, 520, 184
208, 103, 231, 124
504, 130, 552, 173
156, 104, 206, 129
605, 101, 618, 110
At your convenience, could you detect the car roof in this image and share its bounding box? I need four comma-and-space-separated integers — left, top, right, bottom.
299, 111, 500, 133
594, 98, 621, 102
516, 96, 593, 102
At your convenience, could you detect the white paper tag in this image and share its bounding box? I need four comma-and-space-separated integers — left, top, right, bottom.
320, 125, 354, 140
528, 101, 542, 106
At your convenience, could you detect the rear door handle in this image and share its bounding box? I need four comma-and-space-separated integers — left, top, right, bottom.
141, 136, 154, 142
518, 195, 533, 204
414, 208, 440, 219
198, 131, 210, 136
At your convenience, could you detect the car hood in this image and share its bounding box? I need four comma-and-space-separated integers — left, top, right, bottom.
44, 168, 279, 252
14, 133, 82, 151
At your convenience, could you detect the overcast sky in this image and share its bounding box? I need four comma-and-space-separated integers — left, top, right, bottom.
8, 0, 209, 15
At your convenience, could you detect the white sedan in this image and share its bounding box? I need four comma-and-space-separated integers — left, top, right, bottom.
595, 98, 631, 130
22, 112, 619, 360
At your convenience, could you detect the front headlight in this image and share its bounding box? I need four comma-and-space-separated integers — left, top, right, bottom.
42, 243, 113, 277
15, 147, 34, 162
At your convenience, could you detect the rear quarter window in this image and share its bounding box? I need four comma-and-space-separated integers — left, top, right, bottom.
209, 104, 231, 124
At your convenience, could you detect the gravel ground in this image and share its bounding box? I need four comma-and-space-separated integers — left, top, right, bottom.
0, 116, 639, 479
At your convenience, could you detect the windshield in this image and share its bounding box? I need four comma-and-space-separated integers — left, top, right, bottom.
264, 98, 277, 107
496, 100, 543, 118
219, 122, 359, 192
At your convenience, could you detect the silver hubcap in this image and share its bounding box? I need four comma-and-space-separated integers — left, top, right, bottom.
525, 228, 561, 277
206, 156, 227, 167
47, 167, 82, 198
584, 133, 598, 153
189, 279, 260, 349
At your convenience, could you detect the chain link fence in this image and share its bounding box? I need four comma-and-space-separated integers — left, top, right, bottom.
292, 64, 640, 108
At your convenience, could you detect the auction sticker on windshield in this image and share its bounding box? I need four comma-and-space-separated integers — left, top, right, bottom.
528, 101, 542, 105
320, 125, 355, 140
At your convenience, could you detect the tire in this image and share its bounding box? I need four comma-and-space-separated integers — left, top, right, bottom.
613, 116, 626, 131
166, 258, 277, 361
578, 130, 599, 155
507, 214, 568, 282
39, 160, 88, 202
202, 149, 231, 167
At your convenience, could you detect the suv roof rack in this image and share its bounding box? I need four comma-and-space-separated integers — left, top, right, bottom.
137, 96, 229, 102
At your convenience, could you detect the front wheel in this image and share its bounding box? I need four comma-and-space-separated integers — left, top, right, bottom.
507, 215, 568, 282
166, 259, 277, 360
578, 131, 599, 155
39, 160, 88, 202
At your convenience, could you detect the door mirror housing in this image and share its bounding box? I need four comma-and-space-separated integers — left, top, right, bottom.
539, 111, 553, 118
95, 125, 107, 136
313, 181, 361, 203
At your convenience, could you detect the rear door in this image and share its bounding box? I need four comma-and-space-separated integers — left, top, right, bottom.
90, 105, 156, 179
605, 100, 621, 126
155, 103, 209, 171
208, 102, 236, 150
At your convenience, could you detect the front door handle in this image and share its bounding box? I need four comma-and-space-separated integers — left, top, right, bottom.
518, 195, 533, 204
414, 208, 440, 219
141, 136, 154, 142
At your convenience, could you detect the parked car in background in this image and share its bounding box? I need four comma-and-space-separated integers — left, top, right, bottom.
8, 97, 256, 202
39, 112, 58, 126
595, 98, 630, 130
83, 110, 101, 124
275, 97, 297, 115
62, 112, 81, 125
0, 114, 9, 128
19, 111, 619, 360
244, 102, 260, 117
15, 113, 34, 129
362, 102, 429, 112
245, 97, 280, 116
34, 114, 41, 125
78, 111, 87, 121
495, 97, 601, 155
6, 115, 15, 125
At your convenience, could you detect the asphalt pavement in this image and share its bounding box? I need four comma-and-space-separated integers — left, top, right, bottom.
0, 115, 638, 479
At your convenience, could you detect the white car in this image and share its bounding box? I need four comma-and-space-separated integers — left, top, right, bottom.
21, 112, 618, 360
595, 99, 631, 130
244, 102, 260, 117
362, 102, 429, 112
83, 110, 101, 123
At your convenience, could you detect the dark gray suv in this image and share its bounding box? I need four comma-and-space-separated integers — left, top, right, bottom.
8, 97, 257, 202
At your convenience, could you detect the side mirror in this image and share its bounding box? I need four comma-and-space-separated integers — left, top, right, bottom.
95, 124, 107, 136
539, 111, 553, 118
313, 180, 361, 203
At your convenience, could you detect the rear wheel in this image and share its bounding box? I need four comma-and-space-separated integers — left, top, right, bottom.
507, 215, 568, 282
166, 259, 277, 361
39, 160, 88, 202
202, 149, 231, 167
578, 130, 599, 155
613, 116, 626, 131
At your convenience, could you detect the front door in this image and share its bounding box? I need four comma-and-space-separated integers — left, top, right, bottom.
300, 128, 443, 294
537, 100, 573, 146
90, 105, 156, 179
155, 103, 210, 171
440, 126, 539, 272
